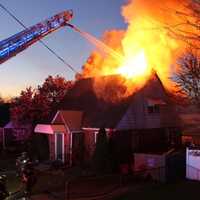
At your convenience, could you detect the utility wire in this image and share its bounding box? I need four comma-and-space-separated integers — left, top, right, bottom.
0, 3, 78, 74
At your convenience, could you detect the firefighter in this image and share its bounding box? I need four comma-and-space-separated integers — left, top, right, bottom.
16, 152, 30, 177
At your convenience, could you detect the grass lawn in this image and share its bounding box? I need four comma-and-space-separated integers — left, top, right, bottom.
115, 179, 200, 200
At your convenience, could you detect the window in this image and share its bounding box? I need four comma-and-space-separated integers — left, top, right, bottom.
147, 98, 166, 114
147, 104, 160, 114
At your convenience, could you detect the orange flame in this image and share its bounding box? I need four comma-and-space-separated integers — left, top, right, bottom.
117, 50, 149, 78
81, 0, 198, 102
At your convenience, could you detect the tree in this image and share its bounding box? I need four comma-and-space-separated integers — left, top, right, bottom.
34, 75, 73, 122
10, 75, 73, 160
0, 96, 4, 104
10, 75, 73, 125
10, 87, 35, 124
174, 49, 200, 106
37, 75, 73, 105
92, 128, 112, 174
166, 1, 200, 105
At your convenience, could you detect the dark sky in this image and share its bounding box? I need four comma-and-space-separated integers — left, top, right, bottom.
0, 0, 127, 98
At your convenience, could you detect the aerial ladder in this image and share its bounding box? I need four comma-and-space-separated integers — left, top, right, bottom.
0, 10, 73, 64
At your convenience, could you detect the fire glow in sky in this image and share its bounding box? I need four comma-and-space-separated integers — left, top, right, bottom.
80, 0, 198, 102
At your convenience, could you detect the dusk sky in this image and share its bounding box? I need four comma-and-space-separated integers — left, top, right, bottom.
0, 0, 127, 98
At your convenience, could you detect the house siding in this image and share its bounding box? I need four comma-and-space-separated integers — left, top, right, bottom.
116, 75, 179, 130
64, 132, 70, 164
144, 102, 161, 129
160, 106, 179, 127
116, 103, 136, 130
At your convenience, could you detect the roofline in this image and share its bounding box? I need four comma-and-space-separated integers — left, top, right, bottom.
51, 110, 60, 124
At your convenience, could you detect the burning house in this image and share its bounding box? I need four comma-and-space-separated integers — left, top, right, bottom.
35, 0, 195, 168
35, 73, 181, 166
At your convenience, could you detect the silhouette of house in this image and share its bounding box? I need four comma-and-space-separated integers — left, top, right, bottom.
0, 103, 32, 150
4, 121, 32, 142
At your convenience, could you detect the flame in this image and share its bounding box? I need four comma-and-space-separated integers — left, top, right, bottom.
117, 50, 149, 78
80, 0, 198, 102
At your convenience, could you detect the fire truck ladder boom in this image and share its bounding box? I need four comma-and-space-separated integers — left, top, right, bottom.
0, 10, 73, 65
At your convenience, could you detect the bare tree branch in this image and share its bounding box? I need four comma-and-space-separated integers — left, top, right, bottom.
173, 49, 200, 106
163, 0, 200, 50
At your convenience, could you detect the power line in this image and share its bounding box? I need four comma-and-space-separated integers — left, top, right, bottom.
0, 3, 78, 74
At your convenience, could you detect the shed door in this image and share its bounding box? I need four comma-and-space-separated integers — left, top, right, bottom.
55, 133, 64, 162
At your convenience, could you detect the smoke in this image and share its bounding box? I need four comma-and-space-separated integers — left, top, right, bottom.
82, 30, 125, 78
80, 0, 197, 102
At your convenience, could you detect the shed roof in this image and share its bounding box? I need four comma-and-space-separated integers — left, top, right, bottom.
52, 110, 83, 131
34, 124, 66, 134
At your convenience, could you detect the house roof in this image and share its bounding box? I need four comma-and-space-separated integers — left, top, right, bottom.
59, 73, 176, 129
59, 75, 131, 128
52, 110, 83, 131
